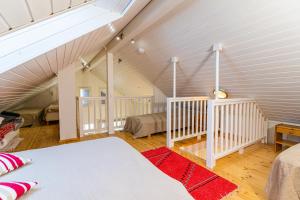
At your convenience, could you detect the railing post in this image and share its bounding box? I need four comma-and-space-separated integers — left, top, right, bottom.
206, 100, 216, 169
79, 97, 83, 137
263, 118, 268, 143
166, 98, 174, 147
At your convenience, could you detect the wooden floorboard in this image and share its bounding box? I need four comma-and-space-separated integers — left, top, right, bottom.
14, 125, 278, 200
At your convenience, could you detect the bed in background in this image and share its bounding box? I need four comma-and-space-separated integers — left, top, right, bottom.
124, 112, 167, 138
7, 137, 192, 200
124, 111, 204, 138
43, 103, 59, 124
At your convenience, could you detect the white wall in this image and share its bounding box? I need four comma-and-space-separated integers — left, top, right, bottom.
91, 58, 167, 111
58, 64, 77, 141
76, 70, 123, 97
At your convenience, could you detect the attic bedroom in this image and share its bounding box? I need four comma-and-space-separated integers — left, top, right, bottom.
0, 0, 299, 199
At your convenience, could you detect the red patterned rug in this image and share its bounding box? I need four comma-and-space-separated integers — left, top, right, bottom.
142, 147, 237, 200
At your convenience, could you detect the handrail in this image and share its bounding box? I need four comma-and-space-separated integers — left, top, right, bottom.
77, 95, 155, 135
167, 96, 210, 102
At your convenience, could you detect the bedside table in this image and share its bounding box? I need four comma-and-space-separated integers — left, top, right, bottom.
275, 124, 300, 152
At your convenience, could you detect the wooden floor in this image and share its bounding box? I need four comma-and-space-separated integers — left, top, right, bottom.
15, 125, 278, 200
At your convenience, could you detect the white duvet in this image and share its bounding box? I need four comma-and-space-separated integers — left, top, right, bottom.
3, 137, 193, 200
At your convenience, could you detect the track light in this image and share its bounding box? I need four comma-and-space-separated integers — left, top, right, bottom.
116, 33, 124, 41
80, 57, 90, 71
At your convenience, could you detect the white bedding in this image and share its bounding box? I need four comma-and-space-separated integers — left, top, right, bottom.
4, 137, 192, 200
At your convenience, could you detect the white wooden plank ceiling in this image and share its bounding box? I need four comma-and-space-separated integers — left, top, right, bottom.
0, 0, 94, 35
0, 0, 150, 110
94, 0, 133, 13
0, 0, 126, 36
116, 0, 300, 124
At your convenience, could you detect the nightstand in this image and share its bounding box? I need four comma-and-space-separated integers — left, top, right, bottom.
275, 124, 300, 152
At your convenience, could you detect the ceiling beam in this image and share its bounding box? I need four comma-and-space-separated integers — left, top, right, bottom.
88, 0, 186, 69
0, 1, 126, 74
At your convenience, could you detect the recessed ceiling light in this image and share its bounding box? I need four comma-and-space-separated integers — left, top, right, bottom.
108, 23, 116, 33
130, 39, 135, 44
116, 36, 121, 41
137, 47, 145, 54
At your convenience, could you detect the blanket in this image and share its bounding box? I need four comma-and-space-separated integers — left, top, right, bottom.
266, 144, 300, 200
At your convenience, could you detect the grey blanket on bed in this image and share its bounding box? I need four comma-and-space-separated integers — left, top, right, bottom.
266, 144, 300, 200
124, 112, 167, 138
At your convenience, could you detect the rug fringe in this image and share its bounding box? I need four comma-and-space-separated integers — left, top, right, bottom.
220, 187, 239, 199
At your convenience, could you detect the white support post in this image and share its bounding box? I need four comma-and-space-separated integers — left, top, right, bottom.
213, 43, 223, 99
206, 100, 216, 169
58, 64, 77, 141
171, 57, 179, 98
166, 98, 173, 147
106, 52, 115, 134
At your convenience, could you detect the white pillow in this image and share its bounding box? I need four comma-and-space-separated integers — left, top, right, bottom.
0, 117, 4, 124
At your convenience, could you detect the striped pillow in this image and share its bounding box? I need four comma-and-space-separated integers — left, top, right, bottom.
0, 153, 31, 176
0, 181, 37, 200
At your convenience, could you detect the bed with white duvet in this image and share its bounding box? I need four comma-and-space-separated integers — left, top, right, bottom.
4, 137, 192, 200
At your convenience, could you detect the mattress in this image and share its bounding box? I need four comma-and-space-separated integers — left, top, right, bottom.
124, 112, 167, 138
6, 137, 192, 200
124, 112, 204, 138
44, 104, 59, 122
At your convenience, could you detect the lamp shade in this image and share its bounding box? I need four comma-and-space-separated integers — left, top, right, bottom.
214, 89, 228, 99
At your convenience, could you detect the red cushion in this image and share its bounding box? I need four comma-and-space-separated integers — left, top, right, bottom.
0, 153, 31, 176
0, 181, 37, 199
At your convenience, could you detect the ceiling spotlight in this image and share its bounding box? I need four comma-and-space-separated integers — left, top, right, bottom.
130, 39, 135, 44
116, 33, 124, 41
80, 57, 90, 71
108, 23, 115, 33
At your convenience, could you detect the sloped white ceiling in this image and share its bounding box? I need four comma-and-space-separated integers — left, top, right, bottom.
94, 0, 133, 13
0, 0, 94, 35
0, 0, 150, 110
116, 0, 300, 124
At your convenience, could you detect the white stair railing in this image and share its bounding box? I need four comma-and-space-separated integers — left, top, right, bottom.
114, 96, 153, 130
206, 98, 268, 168
78, 97, 108, 136
166, 96, 209, 147
78, 96, 154, 135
